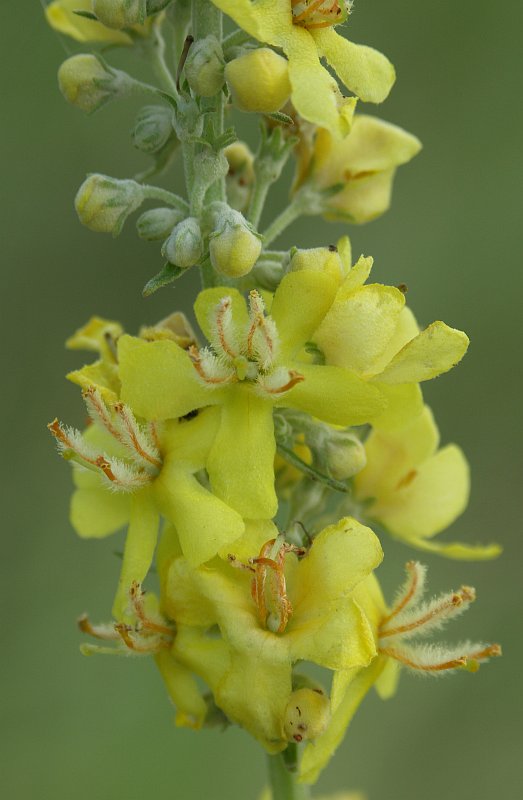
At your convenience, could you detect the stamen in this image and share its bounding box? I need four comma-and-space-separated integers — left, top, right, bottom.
381, 561, 427, 626
113, 403, 162, 471
380, 586, 476, 640
48, 419, 100, 466
258, 369, 305, 396
128, 582, 175, 637
189, 345, 237, 386
77, 614, 119, 640
379, 645, 468, 673
83, 386, 122, 441
210, 297, 238, 359
95, 456, 151, 491
115, 623, 171, 654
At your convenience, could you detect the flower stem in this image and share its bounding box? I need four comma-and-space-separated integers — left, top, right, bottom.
248, 175, 272, 229
267, 750, 311, 800
262, 198, 303, 247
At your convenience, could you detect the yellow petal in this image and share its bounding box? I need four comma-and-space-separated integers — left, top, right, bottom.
288, 597, 376, 671
372, 306, 420, 373
284, 363, 386, 426
154, 465, 245, 566
405, 537, 503, 561
70, 486, 130, 538
374, 658, 401, 700
45, 0, 132, 44
219, 519, 279, 563
377, 444, 470, 539
371, 382, 424, 432
355, 405, 440, 500
324, 170, 397, 223
154, 650, 207, 730
173, 624, 232, 694
339, 255, 373, 295
210, 0, 290, 43
270, 271, 338, 359
299, 659, 384, 784
313, 29, 395, 104
207, 387, 277, 518
67, 359, 120, 404
112, 489, 159, 619
376, 322, 469, 384
284, 27, 351, 138
118, 335, 219, 420
161, 407, 220, 469
313, 285, 405, 374
193, 287, 248, 343
66, 315, 123, 354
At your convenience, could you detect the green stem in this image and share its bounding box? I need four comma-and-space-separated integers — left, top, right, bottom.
149, 18, 179, 96
267, 751, 311, 800
248, 174, 272, 229
222, 28, 252, 50
262, 198, 304, 248
141, 185, 189, 211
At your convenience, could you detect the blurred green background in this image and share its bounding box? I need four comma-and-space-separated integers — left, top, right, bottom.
2, 2, 522, 798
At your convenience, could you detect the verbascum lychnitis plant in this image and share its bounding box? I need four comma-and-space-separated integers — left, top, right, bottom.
45, 1, 502, 797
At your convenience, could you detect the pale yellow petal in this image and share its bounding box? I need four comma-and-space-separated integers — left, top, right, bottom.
118, 335, 219, 420
70, 486, 130, 538
371, 382, 424, 432
154, 465, 245, 566
284, 364, 386, 427
193, 287, 248, 343
270, 271, 338, 359
376, 322, 469, 384
207, 388, 277, 519
112, 489, 159, 619
405, 537, 503, 561
154, 650, 207, 729
45, 0, 133, 44
313, 29, 395, 104
313, 285, 405, 374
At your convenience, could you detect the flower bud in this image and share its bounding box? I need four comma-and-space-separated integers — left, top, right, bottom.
57, 54, 126, 114
132, 105, 174, 154
289, 245, 345, 285
185, 35, 225, 97
75, 174, 144, 235
284, 688, 331, 743
325, 430, 367, 481
225, 48, 291, 113
136, 207, 184, 240
92, 0, 146, 29
224, 142, 255, 213
209, 211, 262, 278
162, 217, 203, 268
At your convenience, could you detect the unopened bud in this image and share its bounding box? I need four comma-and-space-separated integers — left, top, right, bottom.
92, 0, 146, 29
224, 141, 255, 213
136, 207, 184, 240
162, 217, 203, 268
225, 48, 291, 113
185, 35, 225, 97
289, 245, 345, 285
75, 174, 144, 235
132, 105, 174, 154
209, 211, 262, 278
284, 688, 331, 743
58, 54, 128, 114
325, 431, 367, 481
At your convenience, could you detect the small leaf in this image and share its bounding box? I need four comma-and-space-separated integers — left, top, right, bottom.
142, 262, 186, 296
265, 111, 294, 126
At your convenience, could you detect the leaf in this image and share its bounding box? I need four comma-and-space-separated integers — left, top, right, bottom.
142, 263, 186, 296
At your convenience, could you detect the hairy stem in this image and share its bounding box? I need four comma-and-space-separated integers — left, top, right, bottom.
267, 750, 310, 800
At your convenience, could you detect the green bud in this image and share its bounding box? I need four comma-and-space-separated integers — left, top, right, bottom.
284, 688, 331, 743
324, 430, 367, 481
92, 0, 147, 29
162, 217, 203, 268
75, 174, 144, 235
185, 35, 225, 97
57, 54, 130, 115
132, 105, 174, 154
289, 245, 345, 284
209, 209, 262, 278
136, 207, 184, 240
225, 48, 291, 113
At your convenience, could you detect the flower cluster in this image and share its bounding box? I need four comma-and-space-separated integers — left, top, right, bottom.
45, 0, 501, 795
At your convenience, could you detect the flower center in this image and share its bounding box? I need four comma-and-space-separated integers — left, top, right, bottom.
190, 291, 304, 397
291, 0, 350, 30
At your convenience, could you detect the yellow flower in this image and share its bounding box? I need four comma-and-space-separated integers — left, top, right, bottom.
45, 0, 134, 44
300, 561, 501, 783
294, 115, 422, 223
354, 405, 501, 559
161, 517, 383, 752
117, 271, 386, 520
311, 255, 470, 432
212, 0, 395, 137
